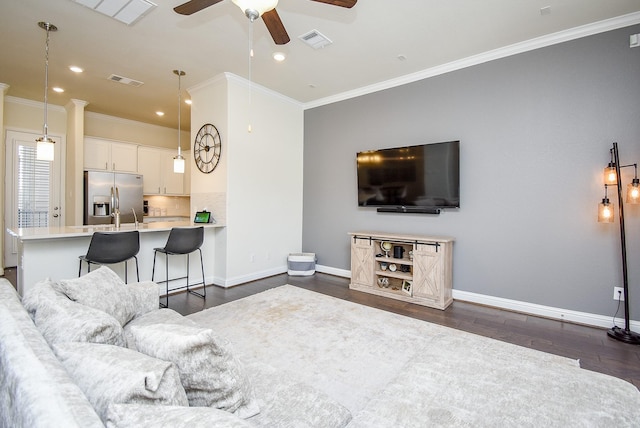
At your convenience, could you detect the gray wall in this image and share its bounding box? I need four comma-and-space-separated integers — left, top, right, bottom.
303, 24, 640, 318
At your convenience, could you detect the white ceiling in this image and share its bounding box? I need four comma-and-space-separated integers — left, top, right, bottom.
1, 0, 640, 131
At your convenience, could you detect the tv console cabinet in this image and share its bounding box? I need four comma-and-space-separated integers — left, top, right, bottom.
349, 232, 454, 310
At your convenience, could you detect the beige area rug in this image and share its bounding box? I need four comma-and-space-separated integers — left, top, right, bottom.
188, 285, 640, 427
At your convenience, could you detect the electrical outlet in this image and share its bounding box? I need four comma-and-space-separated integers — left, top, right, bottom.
614, 287, 625, 301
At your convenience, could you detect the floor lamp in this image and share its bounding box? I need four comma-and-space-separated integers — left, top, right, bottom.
598, 142, 640, 344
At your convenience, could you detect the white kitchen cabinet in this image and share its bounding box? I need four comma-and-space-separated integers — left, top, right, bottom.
138, 146, 186, 195
84, 137, 137, 173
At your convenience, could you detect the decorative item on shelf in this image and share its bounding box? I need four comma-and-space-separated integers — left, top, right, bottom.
172, 70, 186, 174
402, 280, 412, 295
408, 250, 413, 261
597, 142, 639, 344
388, 263, 397, 272
377, 277, 389, 288
380, 262, 388, 271
393, 245, 405, 259
380, 241, 392, 257
35, 22, 57, 161
400, 265, 411, 273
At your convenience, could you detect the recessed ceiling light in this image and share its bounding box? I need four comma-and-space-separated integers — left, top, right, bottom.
272, 52, 286, 62
308, 84, 317, 89
156, 111, 164, 116
52, 87, 64, 93
397, 54, 407, 61
540, 6, 551, 15
69, 65, 83, 73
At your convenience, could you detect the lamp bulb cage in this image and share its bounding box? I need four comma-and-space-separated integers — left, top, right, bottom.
36, 22, 57, 162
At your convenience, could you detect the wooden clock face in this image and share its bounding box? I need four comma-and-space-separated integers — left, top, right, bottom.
193, 123, 222, 174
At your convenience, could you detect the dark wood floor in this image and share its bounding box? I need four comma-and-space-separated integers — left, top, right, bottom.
5, 269, 639, 389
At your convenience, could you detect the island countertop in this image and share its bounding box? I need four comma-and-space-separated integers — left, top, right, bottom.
8, 221, 223, 297
8, 221, 222, 241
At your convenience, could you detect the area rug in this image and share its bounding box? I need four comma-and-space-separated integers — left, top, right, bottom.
188, 285, 640, 427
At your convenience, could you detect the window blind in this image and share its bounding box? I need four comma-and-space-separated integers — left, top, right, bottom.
17, 145, 50, 228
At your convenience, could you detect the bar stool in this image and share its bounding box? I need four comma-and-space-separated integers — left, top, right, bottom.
152, 227, 206, 308
78, 230, 140, 283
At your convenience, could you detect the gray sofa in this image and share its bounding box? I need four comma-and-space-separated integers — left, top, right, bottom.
3, 266, 640, 428
0, 267, 352, 428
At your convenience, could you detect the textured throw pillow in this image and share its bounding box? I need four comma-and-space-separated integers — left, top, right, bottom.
123, 308, 195, 349
55, 266, 145, 326
22, 278, 125, 346
53, 342, 188, 422
105, 404, 254, 428
128, 323, 259, 418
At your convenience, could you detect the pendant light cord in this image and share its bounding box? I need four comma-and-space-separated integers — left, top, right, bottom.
248, 17, 254, 133
42, 24, 51, 138
177, 71, 181, 156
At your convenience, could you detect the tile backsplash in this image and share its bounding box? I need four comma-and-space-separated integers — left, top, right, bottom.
145, 195, 190, 217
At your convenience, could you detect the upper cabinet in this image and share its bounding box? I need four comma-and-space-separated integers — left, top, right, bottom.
84, 137, 138, 173
138, 146, 187, 195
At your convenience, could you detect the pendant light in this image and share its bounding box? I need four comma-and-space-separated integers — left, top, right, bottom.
35, 22, 57, 161
173, 70, 185, 174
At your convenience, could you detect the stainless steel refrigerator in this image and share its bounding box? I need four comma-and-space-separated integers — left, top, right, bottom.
83, 171, 144, 225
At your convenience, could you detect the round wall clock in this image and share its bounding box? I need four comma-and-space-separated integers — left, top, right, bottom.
193, 123, 222, 174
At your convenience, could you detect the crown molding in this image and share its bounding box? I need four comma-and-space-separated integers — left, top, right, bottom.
6, 95, 66, 112
304, 12, 640, 110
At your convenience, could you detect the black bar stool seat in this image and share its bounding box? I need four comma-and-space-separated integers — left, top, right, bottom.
152, 227, 206, 308
78, 230, 140, 283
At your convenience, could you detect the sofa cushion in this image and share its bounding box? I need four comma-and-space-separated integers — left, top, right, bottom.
53, 342, 188, 422
0, 280, 104, 428
22, 278, 125, 346
123, 308, 194, 349
105, 403, 254, 428
128, 322, 259, 418
54, 266, 157, 326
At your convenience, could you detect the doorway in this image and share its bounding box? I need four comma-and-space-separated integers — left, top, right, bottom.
4, 130, 64, 267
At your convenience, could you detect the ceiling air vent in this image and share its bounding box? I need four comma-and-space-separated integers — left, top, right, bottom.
299, 29, 333, 50
108, 74, 144, 87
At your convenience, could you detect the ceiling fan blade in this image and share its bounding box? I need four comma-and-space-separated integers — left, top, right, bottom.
311, 0, 357, 8
262, 9, 290, 45
174, 0, 224, 15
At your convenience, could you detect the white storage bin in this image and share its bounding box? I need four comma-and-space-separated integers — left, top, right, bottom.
287, 253, 316, 276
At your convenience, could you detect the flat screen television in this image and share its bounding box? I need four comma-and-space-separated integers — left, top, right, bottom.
356, 140, 460, 212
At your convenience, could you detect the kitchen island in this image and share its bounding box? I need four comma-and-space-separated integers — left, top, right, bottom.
8, 221, 223, 297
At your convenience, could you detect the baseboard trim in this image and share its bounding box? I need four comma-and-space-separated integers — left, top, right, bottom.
215, 266, 288, 288
316, 264, 351, 278
316, 264, 639, 330
452, 289, 640, 331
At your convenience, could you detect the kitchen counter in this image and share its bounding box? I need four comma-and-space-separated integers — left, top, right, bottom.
8, 222, 223, 297
8, 221, 218, 241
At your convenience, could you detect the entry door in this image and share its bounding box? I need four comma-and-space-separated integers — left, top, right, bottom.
4, 130, 64, 267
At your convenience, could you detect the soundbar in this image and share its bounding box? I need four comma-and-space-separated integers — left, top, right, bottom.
376, 206, 441, 214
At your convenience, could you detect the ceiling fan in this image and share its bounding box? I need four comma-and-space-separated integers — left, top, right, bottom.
173, 0, 357, 45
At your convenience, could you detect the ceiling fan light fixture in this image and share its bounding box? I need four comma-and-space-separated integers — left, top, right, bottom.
232, 0, 278, 20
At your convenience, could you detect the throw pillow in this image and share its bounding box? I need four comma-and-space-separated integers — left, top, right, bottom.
105, 404, 254, 428
123, 308, 195, 349
53, 342, 188, 422
55, 266, 145, 326
22, 278, 125, 346
128, 323, 259, 418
